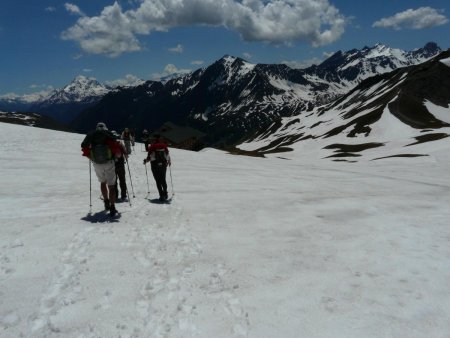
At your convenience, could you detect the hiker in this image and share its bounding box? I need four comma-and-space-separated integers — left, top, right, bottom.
121, 127, 134, 154
81, 122, 121, 216
114, 139, 129, 202
143, 134, 171, 201
142, 129, 150, 151
130, 129, 135, 147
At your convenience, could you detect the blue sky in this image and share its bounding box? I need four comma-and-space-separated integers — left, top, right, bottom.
1, 0, 449, 96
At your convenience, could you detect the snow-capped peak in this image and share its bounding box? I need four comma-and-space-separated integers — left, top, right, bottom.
366, 43, 403, 60
221, 55, 239, 66
33, 76, 110, 105
216, 55, 256, 82
61, 76, 109, 98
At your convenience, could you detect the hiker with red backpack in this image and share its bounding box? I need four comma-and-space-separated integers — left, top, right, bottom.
143, 134, 171, 201
81, 122, 121, 216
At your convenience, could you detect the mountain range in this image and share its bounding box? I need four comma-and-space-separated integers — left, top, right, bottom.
0, 75, 144, 124
1, 42, 448, 157
70, 42, 444, 144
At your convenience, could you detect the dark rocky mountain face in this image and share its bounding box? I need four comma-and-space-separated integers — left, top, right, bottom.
70, 43, 442, 146
0, 100, 31, 112
71, 81, 173, 134
71, 57, 308, 144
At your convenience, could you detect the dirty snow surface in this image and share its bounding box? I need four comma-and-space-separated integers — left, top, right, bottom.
1, 122, 450, 337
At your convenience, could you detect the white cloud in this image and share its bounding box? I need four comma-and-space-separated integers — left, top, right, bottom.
373, 7, 449, 30
151, 64, 192, 81
45, 6, 56, 12
243, 52, 252, 59
18, 85, 55, 102
29, 84, 53, 91
0, 92, 20, 100
61, 2, 141, 57
24, 91, 52, 102
168, 44, 183, 53
191, 60, 204, 65
61, 0, 347, 57
64, 3, 85, 17
83, 68, 93, 73
0, 87, 53, 103
105, 74, 145, 87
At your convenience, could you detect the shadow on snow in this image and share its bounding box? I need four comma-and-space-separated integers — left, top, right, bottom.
147, 198, 172, 205
81, 211, 121, 223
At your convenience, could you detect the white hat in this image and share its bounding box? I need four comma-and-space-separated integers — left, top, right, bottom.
96, 122, 108, 131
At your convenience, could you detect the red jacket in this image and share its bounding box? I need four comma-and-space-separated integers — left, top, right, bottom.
146, 142, 170, 164
147, 142, 168, 153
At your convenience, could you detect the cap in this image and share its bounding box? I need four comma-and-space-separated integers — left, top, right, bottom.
96, 122, 108, 131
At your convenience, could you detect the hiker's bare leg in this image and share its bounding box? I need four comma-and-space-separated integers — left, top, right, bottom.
108, 185, 116, 206
100, 182, 108, 200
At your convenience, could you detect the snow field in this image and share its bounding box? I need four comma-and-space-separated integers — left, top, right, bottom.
1, 122, 450, 337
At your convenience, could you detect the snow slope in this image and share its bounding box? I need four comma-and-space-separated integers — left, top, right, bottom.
1, 123, 450, 337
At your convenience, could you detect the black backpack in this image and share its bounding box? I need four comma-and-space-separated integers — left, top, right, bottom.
93, 131, 115, 163
91, 143, 112, 164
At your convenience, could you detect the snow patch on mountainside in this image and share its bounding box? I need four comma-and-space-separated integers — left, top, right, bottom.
425, 100, 450, 124
238, 61, 256, 77
237, 92, 450, 161
267, 76, 312, 101
369, 101, 417, 140
440, 57, 450, 67
339, 58, 360, 71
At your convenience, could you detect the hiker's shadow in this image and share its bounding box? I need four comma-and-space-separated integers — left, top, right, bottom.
147, 198, 172, 204
81, 211, 120, 223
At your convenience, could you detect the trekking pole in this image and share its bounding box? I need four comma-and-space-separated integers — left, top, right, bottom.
144, 163, 150, 195
169, 164, 175, 197
125, 184, 132, 207
89, 160, 92, 213
125, 158, 136, 198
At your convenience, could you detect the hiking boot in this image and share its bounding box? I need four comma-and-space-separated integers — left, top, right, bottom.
110, 205, 118, 217
104, 199, 110, 211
